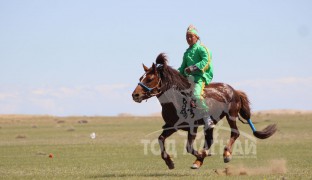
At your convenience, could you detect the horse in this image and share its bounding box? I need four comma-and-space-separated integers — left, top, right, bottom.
132, 53, 277, 169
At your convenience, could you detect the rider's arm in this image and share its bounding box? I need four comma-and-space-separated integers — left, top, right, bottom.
195, 46, 211, 73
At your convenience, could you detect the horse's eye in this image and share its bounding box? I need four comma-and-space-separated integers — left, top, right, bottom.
146, 78, 152, 83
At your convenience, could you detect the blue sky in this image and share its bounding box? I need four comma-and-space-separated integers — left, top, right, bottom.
0, 0, 311, 116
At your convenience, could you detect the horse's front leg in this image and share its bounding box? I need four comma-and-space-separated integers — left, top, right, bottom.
190, 127, 214, 169
185, 127, 204, 169
158, 128, 176, 169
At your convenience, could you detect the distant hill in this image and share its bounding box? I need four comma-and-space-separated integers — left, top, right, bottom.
254, 109, 312, 115
118, 109, 312, 117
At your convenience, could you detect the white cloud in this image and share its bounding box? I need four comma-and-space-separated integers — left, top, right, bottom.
94, 83, 131, 99
232, 77, 312, 111
233, 77, 312, 88
0, 83, 132, 115
31, 87, 79, 98
29, 98, 60, 113
1, 77, 310, 116
29, 83, 130, 99
0, 92, 18, 100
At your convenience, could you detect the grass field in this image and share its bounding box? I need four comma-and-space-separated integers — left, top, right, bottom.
0, 113, 311, 179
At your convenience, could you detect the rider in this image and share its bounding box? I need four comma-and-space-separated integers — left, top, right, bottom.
178, 25, 215, 129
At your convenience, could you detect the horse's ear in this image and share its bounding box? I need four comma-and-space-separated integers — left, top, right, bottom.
143, 64, 149, 72
152, 63, 157, 74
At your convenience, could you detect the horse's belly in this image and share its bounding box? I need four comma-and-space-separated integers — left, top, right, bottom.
205, 98, 230, 121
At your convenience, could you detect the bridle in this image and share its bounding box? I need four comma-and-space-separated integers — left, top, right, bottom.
138, 66, 163, 98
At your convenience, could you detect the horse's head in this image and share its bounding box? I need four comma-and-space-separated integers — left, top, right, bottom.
132, 63, 162, 103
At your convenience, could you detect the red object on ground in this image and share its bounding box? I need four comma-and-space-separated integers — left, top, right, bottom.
49, 153, 53, 158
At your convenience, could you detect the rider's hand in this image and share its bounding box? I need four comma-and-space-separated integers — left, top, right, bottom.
185, 67, 192, 74
184, 65, 199, 74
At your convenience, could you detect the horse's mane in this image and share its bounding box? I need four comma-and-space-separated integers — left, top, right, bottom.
155, 53, 191, 91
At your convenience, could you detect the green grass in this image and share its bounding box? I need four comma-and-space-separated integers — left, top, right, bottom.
0, 114, 311, 179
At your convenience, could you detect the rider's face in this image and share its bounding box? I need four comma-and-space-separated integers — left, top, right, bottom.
186, 33, 198, 46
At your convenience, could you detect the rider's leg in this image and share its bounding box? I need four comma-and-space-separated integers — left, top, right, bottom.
193, 79, 214, 129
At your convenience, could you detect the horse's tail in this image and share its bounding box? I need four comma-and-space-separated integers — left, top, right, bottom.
237, 90, 277, 139
237, 90, 251, 120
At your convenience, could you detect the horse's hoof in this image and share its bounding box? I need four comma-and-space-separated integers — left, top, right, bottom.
167, 163, 175, 169
223, 148, 231, 163
224, 156, 231, 163
165, 160, 175, 169
191, 164, 199, 169
191, 160, 203, 169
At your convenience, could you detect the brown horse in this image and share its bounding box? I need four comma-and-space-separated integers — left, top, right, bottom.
132, 53, 277, 169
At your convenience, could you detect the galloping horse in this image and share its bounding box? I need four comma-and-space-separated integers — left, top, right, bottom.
132, 53, 276, 169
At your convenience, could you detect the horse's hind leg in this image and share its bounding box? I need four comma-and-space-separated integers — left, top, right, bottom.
224, 115, 240, 163
204, 127, 214, 155
158, 128, 177, 169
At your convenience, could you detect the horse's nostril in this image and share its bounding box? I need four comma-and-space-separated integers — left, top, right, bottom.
132, 93, 139, 98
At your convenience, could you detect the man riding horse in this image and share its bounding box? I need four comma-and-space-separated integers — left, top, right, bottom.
179, 25, 214, 130
132, 25, 277, 169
